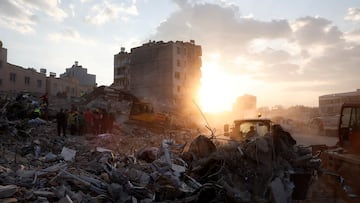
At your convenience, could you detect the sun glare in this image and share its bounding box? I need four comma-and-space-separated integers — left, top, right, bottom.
199, 60, 242, 113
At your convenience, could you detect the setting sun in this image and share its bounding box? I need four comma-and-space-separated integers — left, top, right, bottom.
198, 56, 251, 113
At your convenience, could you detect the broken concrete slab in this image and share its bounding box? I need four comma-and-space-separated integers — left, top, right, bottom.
60, 147, 76, 162
0, 185, 18, 199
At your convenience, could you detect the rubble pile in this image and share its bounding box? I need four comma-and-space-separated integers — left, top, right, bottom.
0, 94, 322, 202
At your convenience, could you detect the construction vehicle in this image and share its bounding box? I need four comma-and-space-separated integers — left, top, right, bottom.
223, 117, 273, 141
129, 101, 169, 125
127, 101, 170, 132
314, 103, 360, 201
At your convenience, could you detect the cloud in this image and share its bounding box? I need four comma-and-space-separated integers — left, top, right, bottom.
85, 0, 138, 25
345, 8, 360, 21
48, 27, 97, 45
0, 0, 37, 33
149, 1, 360, 106
24, 0, 68, 22
291, 17, 344, 46
0, 0, 67, 33
344, 29, 360, 43
69, 4, 76, 17
303, 43, 360, 78
152, 3, 291, 51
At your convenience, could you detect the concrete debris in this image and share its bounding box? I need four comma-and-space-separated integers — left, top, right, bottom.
0, 91, 329, 202
0, 185, 18, 199
60, 147, 76, 162
188, 134, 216, 159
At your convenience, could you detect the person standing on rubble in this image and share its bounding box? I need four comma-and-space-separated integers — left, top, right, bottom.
83, 108, 94, 134
33, 106, 41, 118
56, 108, 67, 137
64, 109, 69, 135
77, 111, 85, 136
68, 110, 78, 135
101, 109, 108, 133
92, 109, 101, 135
40, 92, 49, 107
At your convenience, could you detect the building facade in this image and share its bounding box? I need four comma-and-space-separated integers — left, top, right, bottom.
60, 61, 96, 87
114, 47, 130, 91
0, 41, 94, 98
114, 40, 202, 111
46, 75, 90, 98
233, 94, 257, 118
0, 42, 46, 94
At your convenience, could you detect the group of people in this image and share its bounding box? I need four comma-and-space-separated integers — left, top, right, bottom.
56, 107, 115, 137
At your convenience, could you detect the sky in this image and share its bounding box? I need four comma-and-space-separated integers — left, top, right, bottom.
1, 0, 360, 112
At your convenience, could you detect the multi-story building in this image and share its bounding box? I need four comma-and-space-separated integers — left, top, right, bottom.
0, 41, 95, 98
60, 61, 96, 87
319, 89, 360, 136
114, 40, 202, 111
233, 94, 257, 118
46, 73, 90, 98
0, 41, 46, 94
114, 47, 130, 91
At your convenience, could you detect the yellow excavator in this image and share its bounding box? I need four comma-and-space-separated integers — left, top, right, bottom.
128, 100, 170, 132
311, 103, 360, 201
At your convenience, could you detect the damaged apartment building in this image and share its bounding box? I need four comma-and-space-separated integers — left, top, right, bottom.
113, 40, 202, 112
0, 40, 95, 98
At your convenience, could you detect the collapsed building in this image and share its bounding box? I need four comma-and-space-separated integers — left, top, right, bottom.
1, 91, 346, 203
0, 39, 357, 202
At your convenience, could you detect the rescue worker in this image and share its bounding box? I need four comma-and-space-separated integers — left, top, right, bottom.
77, 111, 85, 136
33, 106, 41, 118
68, 110, 78, 135
83, 108, 94, 134
101, 109, 108, 133
56, 108, 67, 137
40, 93, 49, 107
92, 109, 101, 135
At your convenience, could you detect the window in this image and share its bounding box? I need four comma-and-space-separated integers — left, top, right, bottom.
10, 73, 16, 82
117, 67, 122, 75
24, 76, 30, 85
174, 72, 180, 79
177, 60, 181, 67
177, 86, 181, 93
37, 79, 42, 88
177, 47, 181, 54
0, 79, 2, 86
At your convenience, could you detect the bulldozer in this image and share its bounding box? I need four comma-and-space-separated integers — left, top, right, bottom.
223, 113, 273, 141
127, 101, 170, 132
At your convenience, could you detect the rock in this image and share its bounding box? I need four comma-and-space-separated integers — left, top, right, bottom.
44, 152, 58, 162
0, 185, 18, 199
137, 147, 159, 163
16, 168, 35, 178
269, 177, 288, 203
188, 135, 216, 159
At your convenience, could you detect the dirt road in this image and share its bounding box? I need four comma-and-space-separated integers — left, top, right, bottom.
291, 132, 338, 146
